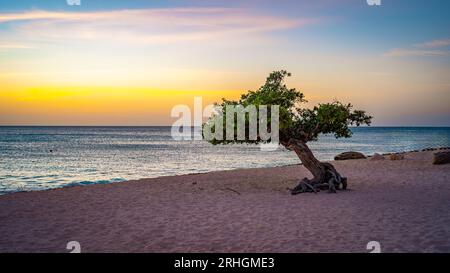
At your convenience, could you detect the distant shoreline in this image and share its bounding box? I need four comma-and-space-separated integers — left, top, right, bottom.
1, 146, 450, 196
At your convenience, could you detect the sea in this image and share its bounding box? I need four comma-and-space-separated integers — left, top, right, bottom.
0, 126, 449, 194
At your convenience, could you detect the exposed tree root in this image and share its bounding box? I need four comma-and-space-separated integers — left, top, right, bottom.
291, 163, 347, 195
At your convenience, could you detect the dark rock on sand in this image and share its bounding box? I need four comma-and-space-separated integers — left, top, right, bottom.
334, 151, 366, 161
433, 152, 450, 165
371, 153, 385, 160
389, 153, 405, 160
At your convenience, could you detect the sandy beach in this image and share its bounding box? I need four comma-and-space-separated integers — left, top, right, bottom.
0, 150, 449, 253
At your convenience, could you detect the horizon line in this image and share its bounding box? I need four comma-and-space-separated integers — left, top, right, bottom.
1, 125, 450, 128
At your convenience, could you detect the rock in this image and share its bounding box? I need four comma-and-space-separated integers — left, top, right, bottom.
433, 152, 450, 165
371, 153, 385, 160
389, 153, 404, 160
334, 151, 366, 161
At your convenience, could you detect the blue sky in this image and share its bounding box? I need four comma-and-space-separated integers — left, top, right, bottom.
2, 0, 449, 44
0, 0, 449, 125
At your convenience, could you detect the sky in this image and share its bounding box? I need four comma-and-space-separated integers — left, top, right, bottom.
0, 0, 449, 126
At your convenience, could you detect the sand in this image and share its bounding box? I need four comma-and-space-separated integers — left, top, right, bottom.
0, 150, 449, 253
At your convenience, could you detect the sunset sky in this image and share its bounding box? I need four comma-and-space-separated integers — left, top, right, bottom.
0, 0, 449, 126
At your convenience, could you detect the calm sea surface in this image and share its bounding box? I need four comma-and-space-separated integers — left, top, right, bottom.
0, 126, 449, 194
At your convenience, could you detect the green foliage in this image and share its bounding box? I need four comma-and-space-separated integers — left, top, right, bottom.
293, 102, 372, 141
203, 70, 372, 145
240, 70, 305, 108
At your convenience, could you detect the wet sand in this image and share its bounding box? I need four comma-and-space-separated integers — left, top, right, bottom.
0, 150, 449, 253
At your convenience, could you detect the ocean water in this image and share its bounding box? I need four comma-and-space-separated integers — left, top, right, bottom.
0, 126, 449, 194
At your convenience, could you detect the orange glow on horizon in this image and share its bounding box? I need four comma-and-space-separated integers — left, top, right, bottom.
0, 86, 243, 125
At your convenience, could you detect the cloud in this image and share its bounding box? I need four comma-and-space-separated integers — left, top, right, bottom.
0, 43, 34, 50
383, 49, 449, 57
0, 8, 319, 47
417, 39, 450, 49
383, 38, 450, 57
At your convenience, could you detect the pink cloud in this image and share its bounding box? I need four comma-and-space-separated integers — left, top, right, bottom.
383, 48, 448, 57
418, 39, 450, 49
383, 38, 450, 57
0, 8, 320, 46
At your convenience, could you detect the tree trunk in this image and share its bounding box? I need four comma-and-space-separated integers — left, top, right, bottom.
291, 141, 325, 180
287, 139, 347, 194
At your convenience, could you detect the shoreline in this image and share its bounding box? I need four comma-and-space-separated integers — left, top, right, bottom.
0, 149, 449, 252
1, 146, 449, 196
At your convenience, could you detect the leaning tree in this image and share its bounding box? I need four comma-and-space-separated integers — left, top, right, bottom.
203, 70, 372, 194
